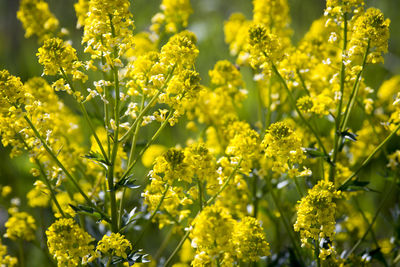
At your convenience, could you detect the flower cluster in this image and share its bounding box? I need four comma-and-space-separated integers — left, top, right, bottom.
46, 218, 94, 266
262, 121, 306, 177
16, 0, 59, 43
96, 233, 132, 259
151, 0, 193, 34
0, 238, 17, 267
294, 180, 342, 259
191, 205, 270, 265
4, 211, 37, 241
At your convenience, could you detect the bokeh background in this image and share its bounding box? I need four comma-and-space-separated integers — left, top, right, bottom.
0, 0, 400, 265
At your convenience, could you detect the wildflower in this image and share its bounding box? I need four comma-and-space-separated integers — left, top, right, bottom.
74, 0, 89, 29
349, 8, 390, 63
262, 121, 306, 176
46, 218, 94, 267
160, 31, 199, 69
82, 0, 135, 62
17, 0, 59, 43
0, 238, 18, 267
27, 180, 51, 208
151, 0, 193, 34
247, 24, 283, 73
191, 205, 235, 264
294, 180, 341, 258
4, 211, 37, 241
37, 38, 78, 76
96, 233, 132, 258
232, 216, 270, 262
0, 70, 25, 109
252, 0, 292, 40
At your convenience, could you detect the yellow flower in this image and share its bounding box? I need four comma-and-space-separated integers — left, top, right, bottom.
151, 0, 193, 34
17, 0, 59, 43
27, 180, 50, 208
4, 211, 37, 241
232, 216, 270, 262
37, 38, 79, 76
0, 238, 18, 267
142, 144, 168, 168
294, 180, 341, 259
46, 218, 94, 267
96, 233, 132, 258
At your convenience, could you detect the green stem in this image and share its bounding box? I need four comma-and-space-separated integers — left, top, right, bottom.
271, 63, 329, 159
329, 12, 348, 182
164, 230, 190, 267
60, 68, 110, 165
18, 135, 66, 217
118, 66, 175, 143
296, 69, 311, 96
23, 115, 110, 223
340, 123, 400, 189
314, 240, 321, 267
206, 158, 243, 205
134, 185, 170, 245
267, 179, 304, 266
117, 96, 146, 230
339, 41, 370, 132
345, 175, 398, 258
294, 177, 304, 198
119, 110, 174, 182
19, 240, 25, 267
197, 178, 203, 211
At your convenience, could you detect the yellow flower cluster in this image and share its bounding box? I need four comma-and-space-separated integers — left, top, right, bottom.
27, 180, 51, 207
191, 205, 269, 265
37, 38, 88, 83
294, 180, 341, 259
82, 0, 134, 65
151, 0, 193, 34
46, 218, 94, 267
4, 211, 37, 241
96, 233, 132, 258
0, 238, 17, 267
262, 122, 306, 177
349, 8, 390, 63
16, 0, 59, 43
248, 24, 283, 74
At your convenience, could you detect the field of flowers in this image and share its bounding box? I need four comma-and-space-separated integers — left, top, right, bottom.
1, 0, 400, 266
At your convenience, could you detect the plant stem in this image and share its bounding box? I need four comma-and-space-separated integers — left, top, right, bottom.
294, 177, 304, 198
164, 159, 243, 266
345, 175, 398, 258
271, 63, 329, 160
134, 185, 170, 246
197, 178, 203, 211
18, 135, 66, 217
119, 110, 174, 182
340, 123, 400, 189
339, 41, 370, 132
329, 12, 348, 183
60, 68, 110, 165
118, 95, 146, 229
206, 158, 243, 205
19, 240, 25, 267
118, 66, 175, 143
267, 179, 304, 266
23, 115, 111, 223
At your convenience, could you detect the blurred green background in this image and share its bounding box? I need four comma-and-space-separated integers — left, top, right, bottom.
0, 0, 399, 264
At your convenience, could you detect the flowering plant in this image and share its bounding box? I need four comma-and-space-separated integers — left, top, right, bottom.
1, 0, 400, 266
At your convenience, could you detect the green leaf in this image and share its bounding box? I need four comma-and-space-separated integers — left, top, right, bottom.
304, 148, 326, 158
339, 179, 378, 192
83, 151, 109, 169
112, 176, 140, 192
